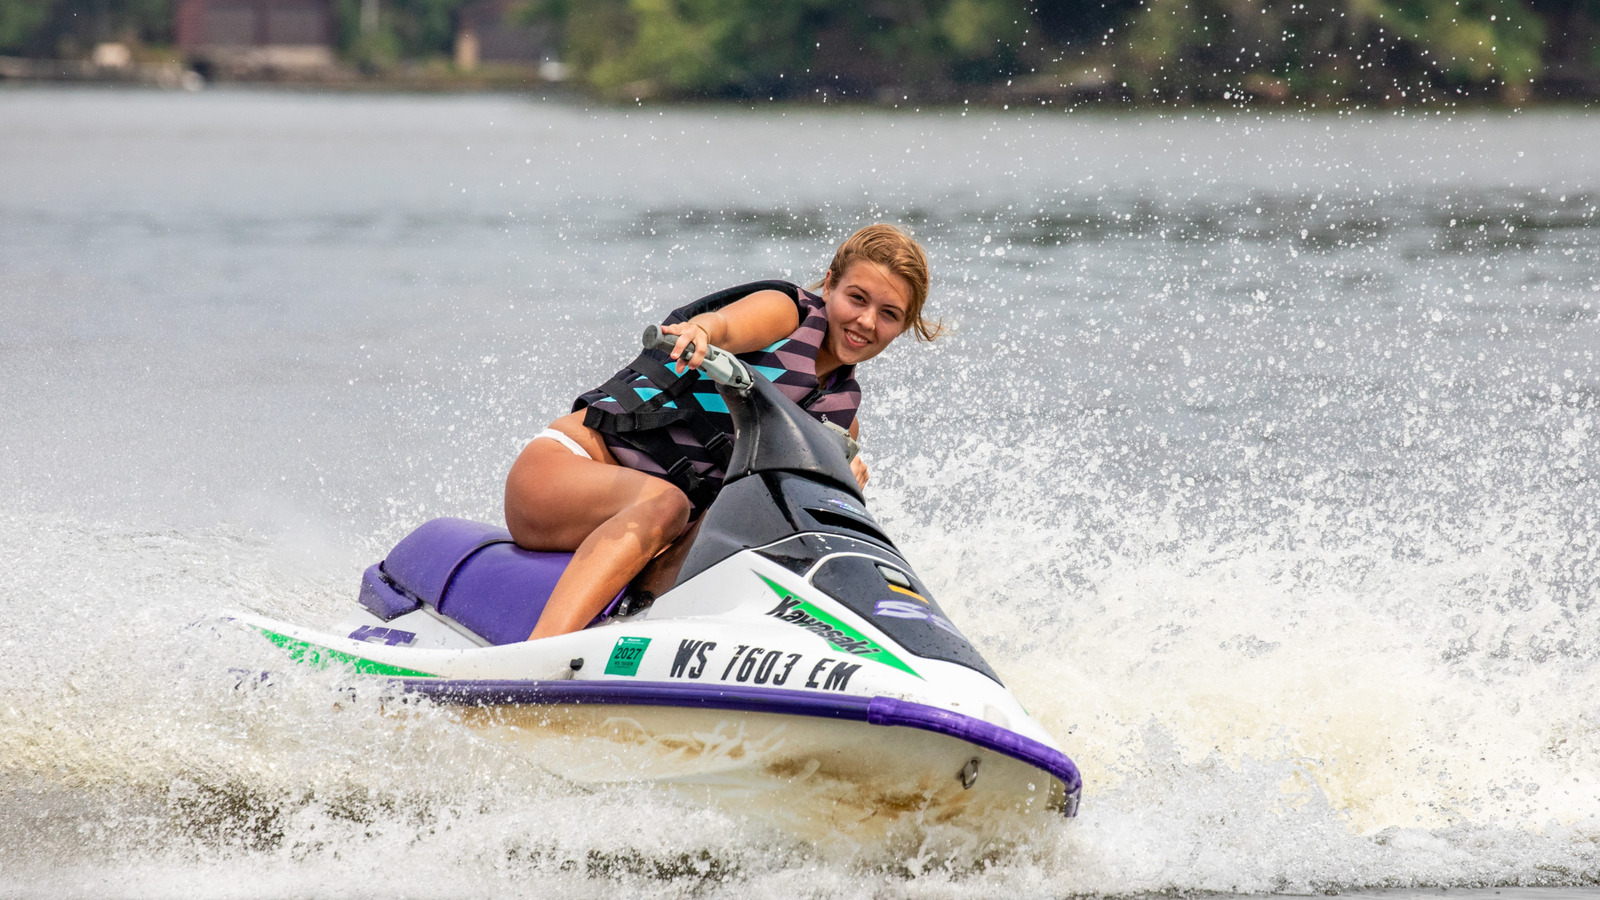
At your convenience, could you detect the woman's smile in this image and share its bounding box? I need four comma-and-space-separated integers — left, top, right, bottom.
819, 260, 911, 372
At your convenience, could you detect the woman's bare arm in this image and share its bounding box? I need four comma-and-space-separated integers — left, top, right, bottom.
659, 290, 799, 370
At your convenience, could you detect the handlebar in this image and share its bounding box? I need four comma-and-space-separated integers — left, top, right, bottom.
642, 324, 753, 392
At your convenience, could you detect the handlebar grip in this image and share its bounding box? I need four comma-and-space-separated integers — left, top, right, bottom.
641, 324, 676, 353
640, 324, 753, 391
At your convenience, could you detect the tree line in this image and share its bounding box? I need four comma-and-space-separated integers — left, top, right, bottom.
2, 0, 1595, 102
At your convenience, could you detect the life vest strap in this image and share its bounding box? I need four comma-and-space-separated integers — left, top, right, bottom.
586, 351, 702, 434
601, 426, 719, 511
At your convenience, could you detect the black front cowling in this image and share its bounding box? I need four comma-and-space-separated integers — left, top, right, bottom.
808, 555, 1003, 684
674, 473, 798, 586
719, 375, 861, 501
675, 473, 896, 588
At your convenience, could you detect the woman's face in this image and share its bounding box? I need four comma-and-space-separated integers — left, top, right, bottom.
820, 260, 912, 367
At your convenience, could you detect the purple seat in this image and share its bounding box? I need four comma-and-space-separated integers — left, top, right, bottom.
358, 518, 615, 646
358, 563, 419, 621
437, 541, 576, 645
383, 518, 515, 609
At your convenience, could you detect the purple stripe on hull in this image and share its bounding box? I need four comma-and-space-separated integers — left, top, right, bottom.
398, 679, 1081, 810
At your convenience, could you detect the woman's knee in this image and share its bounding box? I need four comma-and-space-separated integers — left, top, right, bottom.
505, 445, 689, 552
630, 483, 692, 548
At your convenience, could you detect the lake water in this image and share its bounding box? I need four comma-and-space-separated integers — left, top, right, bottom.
1, 87, 1597, 898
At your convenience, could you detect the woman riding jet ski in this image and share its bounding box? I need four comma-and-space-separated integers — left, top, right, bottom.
231, 227, 1081, 831
508, 224, 935, 640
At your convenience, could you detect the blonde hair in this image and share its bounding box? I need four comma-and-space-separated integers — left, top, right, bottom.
813, 224, 942, 341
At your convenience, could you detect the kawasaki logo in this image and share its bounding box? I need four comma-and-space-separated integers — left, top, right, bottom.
763, 597, 875, 653
757, 574, 920, 678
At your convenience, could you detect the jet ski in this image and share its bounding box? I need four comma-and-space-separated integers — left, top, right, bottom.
228, 326, 1081, 833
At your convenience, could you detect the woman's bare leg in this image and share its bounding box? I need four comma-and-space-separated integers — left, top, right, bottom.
629, 517, 704, 601
505, 422, 690, 640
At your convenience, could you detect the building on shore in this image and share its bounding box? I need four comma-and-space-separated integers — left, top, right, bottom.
454, 0, 560, 77
175, 0, 336, 74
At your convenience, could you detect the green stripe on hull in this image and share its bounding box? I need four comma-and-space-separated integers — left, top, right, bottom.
255, 627, 438, 678
757, 574, 921, 679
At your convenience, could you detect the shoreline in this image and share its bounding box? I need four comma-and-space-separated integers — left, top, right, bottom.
3, 54, 1597, 111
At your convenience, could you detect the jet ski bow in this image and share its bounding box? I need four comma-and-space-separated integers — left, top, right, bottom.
229, 326, 1082, 831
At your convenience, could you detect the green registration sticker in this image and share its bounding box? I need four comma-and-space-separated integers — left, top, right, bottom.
604, 636, 651, 676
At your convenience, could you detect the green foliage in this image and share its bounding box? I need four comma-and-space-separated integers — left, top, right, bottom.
0, 0, 53, 53
330, 0, 468, 61
940, 0, 1020, 55
385, 0, 466, 56
1120, 0, 1547, 99
1377, 0, 1545, 87
539, 0, 1033, 97
0, 0, 172, 56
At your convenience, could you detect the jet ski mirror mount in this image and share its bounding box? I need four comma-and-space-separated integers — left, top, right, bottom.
641, 325, 753, 392
822, 421, 860, 463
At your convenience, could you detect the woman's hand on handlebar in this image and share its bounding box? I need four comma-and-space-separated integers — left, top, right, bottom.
655, 291, 800, 375
660, 316, 721, 373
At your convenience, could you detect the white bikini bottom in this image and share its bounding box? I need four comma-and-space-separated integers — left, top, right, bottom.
535, 428, 593, 460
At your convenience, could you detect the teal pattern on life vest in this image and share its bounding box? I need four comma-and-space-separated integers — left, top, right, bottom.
574, 281, 861, 512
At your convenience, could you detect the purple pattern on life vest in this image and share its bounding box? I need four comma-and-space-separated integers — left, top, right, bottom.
578, 284, 860, 503
752, 297, 861, 423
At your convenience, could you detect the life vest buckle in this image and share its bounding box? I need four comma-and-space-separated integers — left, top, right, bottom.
703, 432, 732, 459
665, 456, 702, 489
